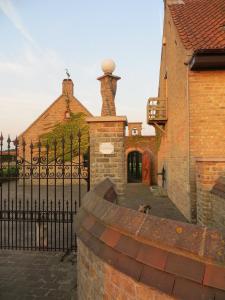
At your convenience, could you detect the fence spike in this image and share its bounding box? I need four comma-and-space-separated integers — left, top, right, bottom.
0, 132, 3, 143
7, 135, 11, 146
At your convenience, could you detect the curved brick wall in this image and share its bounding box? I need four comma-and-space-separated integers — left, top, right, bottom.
75, 179, 225, 300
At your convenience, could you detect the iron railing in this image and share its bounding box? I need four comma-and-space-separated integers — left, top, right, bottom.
0, 131, 90, 251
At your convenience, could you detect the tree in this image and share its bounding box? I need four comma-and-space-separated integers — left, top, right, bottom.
39, 112, 89, 162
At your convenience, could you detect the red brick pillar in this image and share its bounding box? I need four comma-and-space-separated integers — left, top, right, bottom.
87, 116, 127, 198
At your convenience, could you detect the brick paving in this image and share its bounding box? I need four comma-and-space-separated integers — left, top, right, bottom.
120, 183, 188, 223
0, 250, 77, 300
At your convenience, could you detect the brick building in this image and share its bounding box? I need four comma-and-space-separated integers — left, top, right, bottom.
18, 74, 157, 187
19, 78, 92, 147
147, 0, 225, 223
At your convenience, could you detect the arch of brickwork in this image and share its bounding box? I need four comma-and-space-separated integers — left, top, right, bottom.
125, 136, 157, 185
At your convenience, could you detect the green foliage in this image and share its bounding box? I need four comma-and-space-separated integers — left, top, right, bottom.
0, 167, 18, 182
0, 154, 16, 162
39, 112, 89, 161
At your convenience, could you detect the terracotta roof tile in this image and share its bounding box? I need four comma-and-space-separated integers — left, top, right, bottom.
140, 265, 175, 295
173, 277, 215, 300
136, 243, 168, 271
115, 254, 143, 281
168, 0, 225, 51
165, 252, 205, 283
100, 228, 121, 248
115, 235, 140, 258
204, 264, 225, 291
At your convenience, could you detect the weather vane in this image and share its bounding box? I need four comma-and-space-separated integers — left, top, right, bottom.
65, 68, 70, 79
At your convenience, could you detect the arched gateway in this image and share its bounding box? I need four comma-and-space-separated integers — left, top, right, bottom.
125, 122, 157, 185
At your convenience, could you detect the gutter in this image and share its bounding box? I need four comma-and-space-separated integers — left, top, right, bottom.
189, 49, 225, 71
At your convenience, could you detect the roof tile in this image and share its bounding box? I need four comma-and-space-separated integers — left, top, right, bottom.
100, 228, 121, 248
169, 0, 225, 51
165, 253, 205, 283
173, 277, 216, 300
136, 243, 168, 271
140, 265, 175, 295
204, 264, 225, 291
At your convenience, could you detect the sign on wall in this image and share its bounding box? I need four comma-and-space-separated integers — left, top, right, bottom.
99, 143, 114, 155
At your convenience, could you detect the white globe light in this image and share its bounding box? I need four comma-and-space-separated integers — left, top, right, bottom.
101, 59, 116, 74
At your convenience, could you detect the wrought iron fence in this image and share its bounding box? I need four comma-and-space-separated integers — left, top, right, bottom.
0, 131, 90, 251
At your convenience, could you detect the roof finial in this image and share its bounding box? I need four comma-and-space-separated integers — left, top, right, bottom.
65, 68, 70, 79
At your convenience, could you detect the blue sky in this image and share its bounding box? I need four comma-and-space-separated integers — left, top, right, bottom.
0, 0, 164, 138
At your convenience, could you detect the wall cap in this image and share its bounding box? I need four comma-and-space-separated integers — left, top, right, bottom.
75, 179, 225, 299
196, 158, 225, 162
86, 116, 128, 125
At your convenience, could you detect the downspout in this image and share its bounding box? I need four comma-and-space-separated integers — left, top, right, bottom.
186, 62, 191, 222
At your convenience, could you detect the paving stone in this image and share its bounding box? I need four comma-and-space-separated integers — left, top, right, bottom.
120, 183, 188, 222
0, 250, 77, 300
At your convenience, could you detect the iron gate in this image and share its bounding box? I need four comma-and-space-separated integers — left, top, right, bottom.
0, 131, 89, 251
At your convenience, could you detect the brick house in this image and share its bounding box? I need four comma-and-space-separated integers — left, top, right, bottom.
147, 0, 225, 223
18, 78, 92, 157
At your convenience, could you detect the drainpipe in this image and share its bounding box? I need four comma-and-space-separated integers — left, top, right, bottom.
186, 61, 191, 222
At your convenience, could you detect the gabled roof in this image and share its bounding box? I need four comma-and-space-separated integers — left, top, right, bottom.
168, 0, 225, 51
19, 95, 92, 138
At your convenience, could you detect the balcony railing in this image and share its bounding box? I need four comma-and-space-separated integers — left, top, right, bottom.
147, 98, 167, 125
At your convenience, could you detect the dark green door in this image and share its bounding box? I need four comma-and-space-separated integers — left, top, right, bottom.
127, 151, 142, 183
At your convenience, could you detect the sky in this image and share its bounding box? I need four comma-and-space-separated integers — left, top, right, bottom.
0, 0, 164, 139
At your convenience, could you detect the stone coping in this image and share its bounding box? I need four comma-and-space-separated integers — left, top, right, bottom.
211, 176, 225, 199
86, 116, 128, 124
97, 74, 121, 80
75, 179, 225, 300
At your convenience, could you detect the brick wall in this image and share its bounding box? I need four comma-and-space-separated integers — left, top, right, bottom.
156, 5, 225, 223
77, 239, 173, 300
189, 71, 225, 222
157, 7, 191, 220
128, 122, 142, 136
196, 160, 225, 226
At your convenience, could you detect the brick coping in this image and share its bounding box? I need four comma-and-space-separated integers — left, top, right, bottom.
75, 179, 225, 299
196, 158, 225, 162
86, 116, 127, 124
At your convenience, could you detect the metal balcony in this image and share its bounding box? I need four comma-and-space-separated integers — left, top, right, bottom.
147, 98, 167, 125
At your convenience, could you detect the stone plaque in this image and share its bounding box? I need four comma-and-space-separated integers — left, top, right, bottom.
99, 143, 114, 154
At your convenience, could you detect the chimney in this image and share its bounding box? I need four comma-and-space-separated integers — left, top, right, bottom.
62, 79, 74, 96
98, 59, 121, 116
